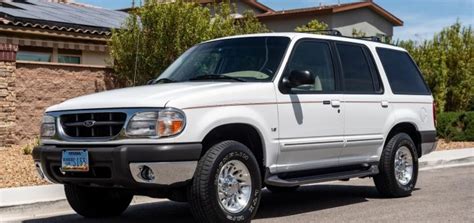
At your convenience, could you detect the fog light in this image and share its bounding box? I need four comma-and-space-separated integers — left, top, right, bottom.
140, 165, 155, 182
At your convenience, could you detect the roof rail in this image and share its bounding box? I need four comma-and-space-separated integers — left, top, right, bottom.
297, 29, 342, 36
356, 36, 382, 42
297, 29, 383, 43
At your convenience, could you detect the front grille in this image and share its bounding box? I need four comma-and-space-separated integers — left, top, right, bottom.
60, 112, 127, 138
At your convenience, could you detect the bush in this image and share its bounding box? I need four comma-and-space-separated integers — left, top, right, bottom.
437, 112, 474, 141
396, 22, 473, 113
22, 137, 39, 155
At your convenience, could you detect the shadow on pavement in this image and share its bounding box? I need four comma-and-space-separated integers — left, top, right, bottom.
23, 184, 383, 223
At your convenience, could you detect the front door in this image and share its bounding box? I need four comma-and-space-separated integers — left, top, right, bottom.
275, 39, 344, 173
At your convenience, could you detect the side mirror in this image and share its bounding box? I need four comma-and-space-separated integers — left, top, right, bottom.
282, 70, 314, 89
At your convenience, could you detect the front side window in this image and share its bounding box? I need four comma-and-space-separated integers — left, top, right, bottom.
337, 44, 376, 93
285, 40, 336, 92
377, 48, 430, 95
156, 37, 290, 83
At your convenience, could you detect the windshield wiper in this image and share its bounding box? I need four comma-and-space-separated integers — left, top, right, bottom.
154, 78, 177, 84
189, 74, 246, 82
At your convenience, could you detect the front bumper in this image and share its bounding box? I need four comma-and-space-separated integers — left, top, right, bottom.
32, 143, 202, 188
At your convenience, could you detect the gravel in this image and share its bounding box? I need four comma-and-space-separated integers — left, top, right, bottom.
0, 146, 47, 188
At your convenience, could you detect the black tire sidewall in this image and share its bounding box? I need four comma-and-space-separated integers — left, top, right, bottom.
207, 142, 262, 222
65, 184, 133, 218
389, 134, 419, 194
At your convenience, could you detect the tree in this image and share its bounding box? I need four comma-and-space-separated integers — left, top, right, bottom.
397, 22, 473, 112
109, 0, 268, 86
294, 19, 328, 32
352, 28, 366, 37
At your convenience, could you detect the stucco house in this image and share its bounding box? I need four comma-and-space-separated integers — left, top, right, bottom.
198, 0, 403, 38
0, 0, 128, 66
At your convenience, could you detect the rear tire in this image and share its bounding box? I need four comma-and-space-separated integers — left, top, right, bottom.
266, 185, 299, 193
189, 140, 262, 223
65, 184, 133, 218
374, 133, 418, 197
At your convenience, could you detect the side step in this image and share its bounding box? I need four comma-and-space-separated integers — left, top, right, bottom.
265, 165, 379, 187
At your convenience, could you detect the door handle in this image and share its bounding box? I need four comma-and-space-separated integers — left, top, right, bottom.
381, 101, 389, 108
331, 100, 341, 108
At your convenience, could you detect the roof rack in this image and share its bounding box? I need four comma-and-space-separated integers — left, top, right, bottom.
297, 29, 383, 43
297, 29, 342, 36
357, 36, 382, 42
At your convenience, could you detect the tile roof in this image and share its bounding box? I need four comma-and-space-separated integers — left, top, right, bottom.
0, 0, 129, 36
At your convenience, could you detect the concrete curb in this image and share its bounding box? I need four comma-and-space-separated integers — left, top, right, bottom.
419, 148, 474, 169
0, 184, 65, 208
1, 148, 473, 208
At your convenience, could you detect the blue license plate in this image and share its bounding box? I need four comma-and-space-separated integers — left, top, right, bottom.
61, 150, 89, 172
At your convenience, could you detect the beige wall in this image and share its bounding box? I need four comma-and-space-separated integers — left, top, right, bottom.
14, 62, 118, 144
261, 8, 394, 37
261, 15, 332, 32
331, 8, 393, 37
82, 50, 110, 66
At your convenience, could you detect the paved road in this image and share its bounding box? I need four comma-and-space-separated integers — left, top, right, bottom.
2, 165, 473, 223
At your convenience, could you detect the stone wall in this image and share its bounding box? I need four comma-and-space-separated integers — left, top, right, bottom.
14, 62, 118, 143
0, 41, 120, 147
0, 44, 17, 148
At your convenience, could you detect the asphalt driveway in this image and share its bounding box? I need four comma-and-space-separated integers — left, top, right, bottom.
2, 165, 473, 223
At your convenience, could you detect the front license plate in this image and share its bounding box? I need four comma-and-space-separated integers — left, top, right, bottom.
62, 150, 89, 172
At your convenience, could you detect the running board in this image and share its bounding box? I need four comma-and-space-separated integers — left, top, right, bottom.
265, 165, 379, 187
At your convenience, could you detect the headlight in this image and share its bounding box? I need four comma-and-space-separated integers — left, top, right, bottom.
40, 115, 56, 138
126, 108, 185, 138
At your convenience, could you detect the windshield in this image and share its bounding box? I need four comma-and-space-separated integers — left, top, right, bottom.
155, 37, 290, 83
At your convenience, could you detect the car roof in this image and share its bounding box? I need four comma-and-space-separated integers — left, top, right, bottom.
205, 32, 406, 52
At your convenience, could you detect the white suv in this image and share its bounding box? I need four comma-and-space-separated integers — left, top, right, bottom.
33, 33, 437, 222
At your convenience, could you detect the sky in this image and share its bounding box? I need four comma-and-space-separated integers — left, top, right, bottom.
77, 0, 474, 41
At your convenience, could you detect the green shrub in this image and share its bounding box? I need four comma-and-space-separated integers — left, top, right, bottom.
21, 137, 40, 155
437, 112, 474, 141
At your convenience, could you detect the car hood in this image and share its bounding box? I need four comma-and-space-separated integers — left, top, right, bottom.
46, 82, 230, 112
46, 82, 275, 112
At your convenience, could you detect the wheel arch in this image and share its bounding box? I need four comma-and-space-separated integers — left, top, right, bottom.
384, 122, 422, 157
200, 123, 267, 175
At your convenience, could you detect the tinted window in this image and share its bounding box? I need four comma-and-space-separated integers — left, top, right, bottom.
377, 48, 430, 94
286, 41, 335, 92
337, 44, 375, 93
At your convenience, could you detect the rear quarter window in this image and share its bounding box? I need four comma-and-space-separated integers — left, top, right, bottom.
376, 48, 430, 95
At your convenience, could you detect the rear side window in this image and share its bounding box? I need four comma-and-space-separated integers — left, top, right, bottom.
377, 48, 430, 95
336, 44, 376, 93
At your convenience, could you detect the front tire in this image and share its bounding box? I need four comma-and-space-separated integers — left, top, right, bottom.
374, 133, 418, 197
189, 140, 262, 223
65, 184, 133, 218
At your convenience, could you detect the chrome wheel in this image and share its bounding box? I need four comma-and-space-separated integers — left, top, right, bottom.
217, 160, 252, 213
394, 146, 413, 185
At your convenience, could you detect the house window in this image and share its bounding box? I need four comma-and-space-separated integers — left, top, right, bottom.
16, 46, 52, 62
58, 49, 81, 64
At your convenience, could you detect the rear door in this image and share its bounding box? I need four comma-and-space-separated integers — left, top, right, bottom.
335, 42, 389, 165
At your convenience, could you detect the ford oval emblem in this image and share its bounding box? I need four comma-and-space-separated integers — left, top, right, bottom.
83, 120, 96, 128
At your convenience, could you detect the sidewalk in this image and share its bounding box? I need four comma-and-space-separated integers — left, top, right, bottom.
1, 148, 473, 208
419, 148, 474, 169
